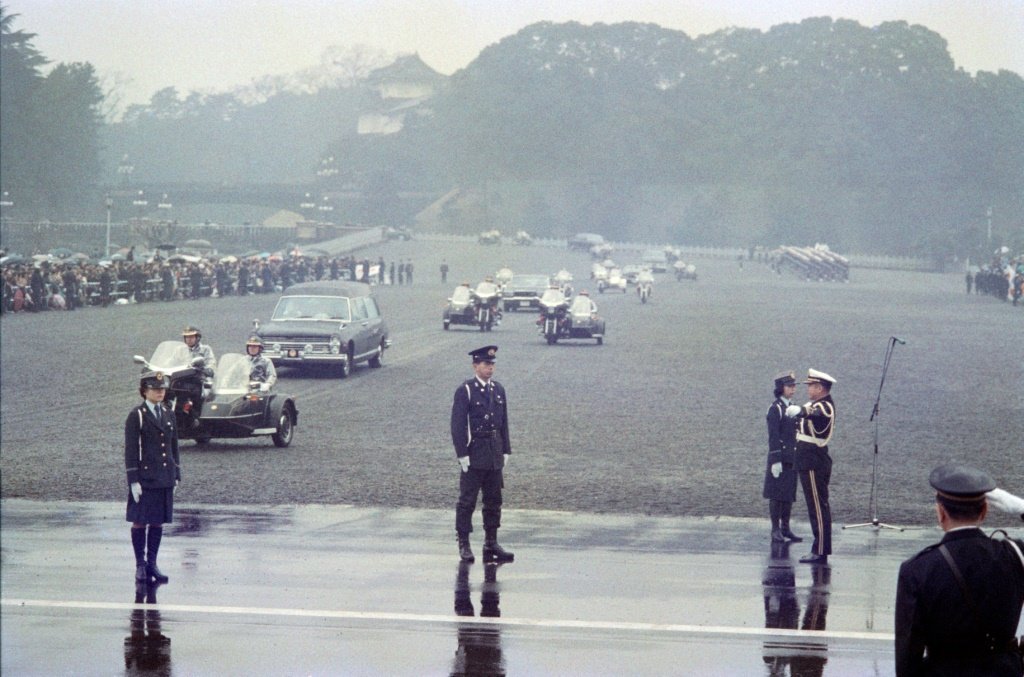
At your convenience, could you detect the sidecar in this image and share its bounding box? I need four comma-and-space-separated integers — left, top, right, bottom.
443, 285, 478, 330
193, 353, 298, 447
564, 295, 605, 344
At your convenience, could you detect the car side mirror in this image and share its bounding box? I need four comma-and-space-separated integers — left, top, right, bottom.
132, 355, 146, 365
252, 318, 260, 330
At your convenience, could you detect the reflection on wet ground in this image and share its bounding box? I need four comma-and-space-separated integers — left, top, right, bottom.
5, 499, 977, 675
126, 582, 171, 676
762, 541, 831, 676
452, 562, 505, 676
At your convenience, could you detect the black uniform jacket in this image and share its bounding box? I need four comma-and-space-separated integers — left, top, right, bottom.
763, 398, 798, 501
795, 394, 835, 470
124, 403, 181, 488
895, 527, 1024, 677
451, 378, 510, 471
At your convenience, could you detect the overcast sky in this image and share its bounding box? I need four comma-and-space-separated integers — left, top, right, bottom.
8, 0, 1024, 108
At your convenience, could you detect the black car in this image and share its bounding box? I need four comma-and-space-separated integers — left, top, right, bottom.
502, 274, 551, 312
255, 281, 390, 377
384, 226, 413, 241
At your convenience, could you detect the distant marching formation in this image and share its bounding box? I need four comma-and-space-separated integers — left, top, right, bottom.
772, 245, 850, 282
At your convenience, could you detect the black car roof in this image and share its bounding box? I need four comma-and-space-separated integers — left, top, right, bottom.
281, 281, 373, 297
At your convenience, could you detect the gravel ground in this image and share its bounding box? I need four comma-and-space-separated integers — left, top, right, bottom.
2, 238, 1022, 528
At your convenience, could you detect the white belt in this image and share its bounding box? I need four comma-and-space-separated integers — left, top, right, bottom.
796, 433, 829, 447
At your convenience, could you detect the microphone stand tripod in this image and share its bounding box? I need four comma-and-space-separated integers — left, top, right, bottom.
845, 336, 905, 532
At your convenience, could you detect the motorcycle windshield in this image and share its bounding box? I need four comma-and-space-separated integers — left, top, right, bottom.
148, 341, 192, 370
474, 282, 498, 298
212, 353, 252, 395
540, 289, 567, 307
451, 286, 472, 304
272, 295, 351, 322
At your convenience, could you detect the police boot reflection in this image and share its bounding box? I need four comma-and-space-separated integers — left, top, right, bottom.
125, 582, 171, 675
792, 564, 830, 677
451, 562, 506, 677
762, 541, 799, 676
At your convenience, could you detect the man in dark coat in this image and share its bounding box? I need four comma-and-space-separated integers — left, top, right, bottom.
125, 372, 181, 584
451, 345, 514, 564
764, 371, 803, 543
794, 369, 837, 564
895, 464, 1024, 676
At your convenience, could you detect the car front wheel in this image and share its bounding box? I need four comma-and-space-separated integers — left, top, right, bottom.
369, 340, 385, 368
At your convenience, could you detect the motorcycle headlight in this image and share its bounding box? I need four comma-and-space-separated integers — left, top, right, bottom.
329, 336, 341, 354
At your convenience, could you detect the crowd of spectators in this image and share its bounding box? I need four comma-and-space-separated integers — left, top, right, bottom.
0, 252, 417, 314
967, 254, 1024, 306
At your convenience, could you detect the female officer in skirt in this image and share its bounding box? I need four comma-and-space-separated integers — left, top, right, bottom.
764, 371, 803, 543
125, 371, 181, 584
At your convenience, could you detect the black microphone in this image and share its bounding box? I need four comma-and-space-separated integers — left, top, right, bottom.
891, 336, 906, 345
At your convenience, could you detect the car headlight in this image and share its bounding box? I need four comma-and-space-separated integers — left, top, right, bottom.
304, 343, 314, 354
329, 336, 341, 354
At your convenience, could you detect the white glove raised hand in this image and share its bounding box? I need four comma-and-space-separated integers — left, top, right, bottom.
131, 482, 142, 503
771, 462, 782, 478
458, 456, 470, 473
503, 454, 510, 468
986, 488, 1024, 519
260, 382, 270, 393
174, 479, 179, 494
785, 404, 801, 418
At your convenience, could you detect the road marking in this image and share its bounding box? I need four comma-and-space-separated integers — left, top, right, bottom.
2, 598, 892, 643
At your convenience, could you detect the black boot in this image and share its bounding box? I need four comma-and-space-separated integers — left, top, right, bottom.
458, 534, 475, 563
146, 527, 169, 583
132, 528, 147, 582
482, 530, 514, 563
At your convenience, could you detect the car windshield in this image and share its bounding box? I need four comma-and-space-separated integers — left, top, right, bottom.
643, 250, 667, 262
272, 295, 351, 321
451, 286, 472, 303
148, 341, 192, 370
513, 275, 549, 287
212, 353, 252, 394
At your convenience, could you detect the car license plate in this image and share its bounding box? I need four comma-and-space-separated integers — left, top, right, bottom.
287, 348, 299, 358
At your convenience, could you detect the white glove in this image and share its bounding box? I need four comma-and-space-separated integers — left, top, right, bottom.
174, 480, 179, 494
503, 454, 510, 468
131, 482, 142, 502
986, 488, 1024, 519
785, 404, 801, 418
770, 462, 782, 478
259, 382, 270, 393
458, 456, 470, 473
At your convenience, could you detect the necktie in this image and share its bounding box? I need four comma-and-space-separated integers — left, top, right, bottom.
154, 405, 162, 424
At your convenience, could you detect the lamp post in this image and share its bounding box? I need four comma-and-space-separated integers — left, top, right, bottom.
132, 190, 148, 219
318, 196, 334, 224
986, 206, 993, 251
158, 193, 172, 216
104, 194, 113, 256
117, 155, 134, 186
299, 192, 316, 219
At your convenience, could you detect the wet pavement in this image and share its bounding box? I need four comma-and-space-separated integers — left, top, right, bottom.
10, 500, 1019, 675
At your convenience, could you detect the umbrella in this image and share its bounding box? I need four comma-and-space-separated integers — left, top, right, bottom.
32, 254, 53, 262
219, 255, 238, 264
156, 242, 177, 251
267, 254, 282, 262
70, 252, 90, 260
184, 238, 213, 249
49, 247, 74, 258
259, 251, 272, 259
0, 254, 27, 265
109, 253, 127, 261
